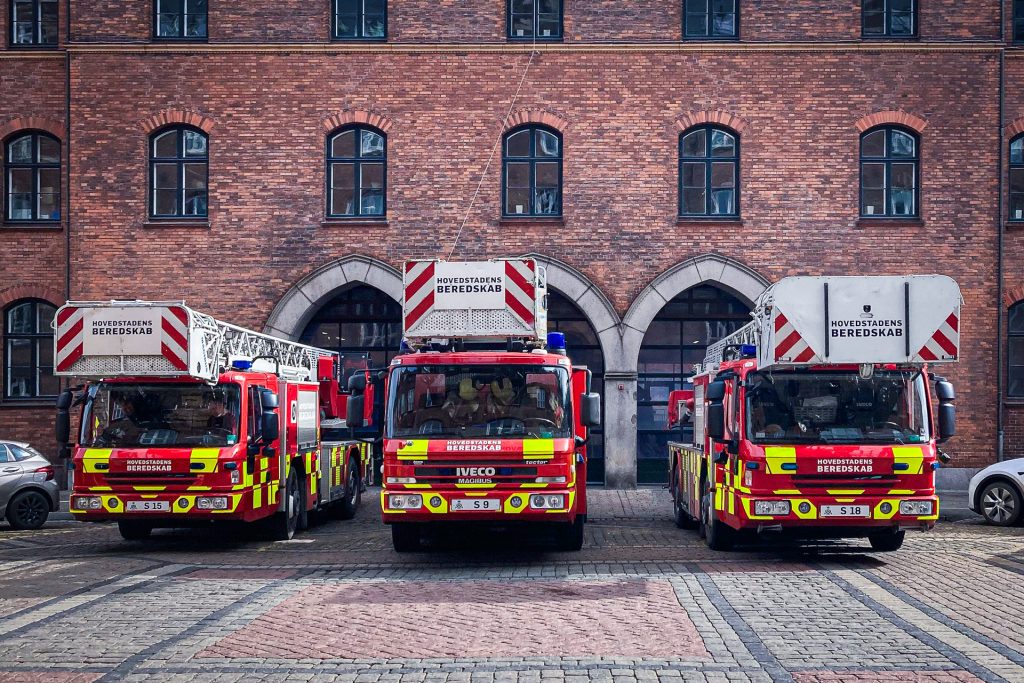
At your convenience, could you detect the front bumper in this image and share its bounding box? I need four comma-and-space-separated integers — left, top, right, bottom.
728, 492, 939, 530
381, 488, 578, 523
69, 490, 247, 520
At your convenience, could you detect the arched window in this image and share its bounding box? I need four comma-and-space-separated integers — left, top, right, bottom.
862, 0, 915, 37
10, 0, 58, 45
679, 125, 738, 217
150, 126, 208, 218
333, 0, 386, 40
327, 126, 386, 218
860, 126, 918, 218
1010, 302, 1024, 397
4, 132, 60, 222
155, 0, 208, 39
508, 0, 562, 40
4, 300, 58, 399
502, 125, 562, 217
683, 0, 738, 39
1010, 136, 1024, 222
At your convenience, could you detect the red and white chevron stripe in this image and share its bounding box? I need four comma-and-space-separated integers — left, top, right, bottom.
55, 305, 85, 372
504, 259, 536, 327
915, 312, 959, 362
160, 306, 189, 370
773, 311, 820, 363
403, 260, 436, 331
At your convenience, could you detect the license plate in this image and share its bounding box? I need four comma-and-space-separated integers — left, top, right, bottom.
451, 498, 500, 512
126, 500, 169, 512
820, 504, 870, 518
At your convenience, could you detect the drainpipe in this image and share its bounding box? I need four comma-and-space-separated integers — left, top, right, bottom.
64, 0, 71, 301
997, 25, 1006, 461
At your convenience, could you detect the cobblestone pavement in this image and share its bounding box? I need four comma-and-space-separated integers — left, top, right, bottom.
0, 489, 1022, 683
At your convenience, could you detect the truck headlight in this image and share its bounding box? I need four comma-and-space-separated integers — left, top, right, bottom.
73, 496, 102, 510
754, 500, 791, 516
196, 496, 229, 510
530, 494, 565, 509
534, 476, 566, 483
387, 477, 417, 484
388, 494, 422, 510
899, 500, 934, 516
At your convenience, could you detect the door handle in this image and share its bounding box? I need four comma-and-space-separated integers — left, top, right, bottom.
1, 467, 20, 473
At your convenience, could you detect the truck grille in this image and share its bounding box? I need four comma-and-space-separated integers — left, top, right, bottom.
412, 462, 543, 486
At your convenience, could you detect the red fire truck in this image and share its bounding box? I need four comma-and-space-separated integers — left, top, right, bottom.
346, 259, 601, 552
54, 301, 374, 541
668, 275, 960, 551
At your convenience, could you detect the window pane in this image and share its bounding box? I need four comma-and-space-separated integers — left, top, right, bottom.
647, 321, 682, 346
184, 188, 207, 216
158, 14, 181, 36
184, 131, 207, 157
506, 130, 531, 157
1010, 304, 1024, 333
506, 188, 530, 215
890, 188, 914, 216
685, 14, 709, 36
154, 190, 177, 215
9, 168, 32, 194
36, 167, 58, 195
535, 186, 559, 214
1010, 191, 1024, 221
506, 162, 530, 188
38, 365, 59, 397
336, 0, 359, 11
364, 14, 385, 37
890, 12, 913, 35
1010, 363, 1024, 397
861, 163, 885, 190
8, 193, 32, 220
365, 0, 385, 12
7, 303, 34, 334
890, 131, 915, 158
891, 163, 915, 190
331, 163, 355, 191
682, 188, 706, 214
8, 136, 32, 163
861, 130, 885, 157
186, 13, 207, 38
685, 0, 708, 12
710, 130, 735, 157
40, 1, 59, 44
360, 130, 385, 158
891, 0, 913, 11
710, 188, 734, 215
863, 0, 884, 11
1012, 138, 1024, 165
536, 130, 559, 157
336, 14, 357, 37
511, 0, 534, 11
37, 303, 56, 332
535, 161, 558, 187
331, 130, 356, 158
361, 163, 384, 190
160, 0, 184, 12
863, 11, 884, 34
184, 163, 206, 189
154, 131, 178, 157
38, 136, 60, 163
539, 0, 559, 13
681, 162, 706, 187
13, 0, 33, 22
537, 15, 559, 37
712, 12, 735, 35
154, 164, 178, 190
710, 162, 734, 190
6, 363, 32, 398
187, 0, 207, 11
332, 188, 355, 216
38, 192, 60, 220
681, 130, 706, 158
511, 14, 533, 37
861, 190, 885, 216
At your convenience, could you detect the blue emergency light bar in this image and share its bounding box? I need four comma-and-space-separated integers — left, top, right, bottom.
230, 360, 253, 371
547, 332, 566, 351
740, 344, 756, 357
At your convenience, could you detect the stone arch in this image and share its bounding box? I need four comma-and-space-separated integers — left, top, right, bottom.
0, 284, 64, 310
264, 255, 402, 340
1006, 117, 1024, 141
621, 254, 769, 373
854, 110, 928, 135
1005, 283, 1024, 309
321, 110, 394, 134
504, 109, 570, 134
0, 116, 65, 142
139, 109, 217, 135
674, 110, 749, 135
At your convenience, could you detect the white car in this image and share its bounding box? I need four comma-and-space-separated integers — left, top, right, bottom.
968, 458, 1024, 526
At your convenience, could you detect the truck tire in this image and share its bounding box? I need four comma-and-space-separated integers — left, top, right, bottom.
868, 528, 906, 552
6, 490, 50, 530
672, 469, 697, 530
557, 517, 585, 551
266, 469, 301, 541
702, 484, 735, 551
979, 479, 1022, 527
391, 523, 421, 552
334, 455, 362, 520
117, 520, 152, 540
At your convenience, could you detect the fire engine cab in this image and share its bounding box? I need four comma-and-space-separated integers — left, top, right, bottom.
349, 259, 601, 552
668, 275, 961, 551
53, 301, 375, 541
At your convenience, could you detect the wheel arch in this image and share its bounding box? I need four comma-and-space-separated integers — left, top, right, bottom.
9, 484, 59, 512
974, 474, 1024, 511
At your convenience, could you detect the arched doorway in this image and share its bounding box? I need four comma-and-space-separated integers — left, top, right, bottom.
299, 283, 403, 368
548, 290, 605, 483
636, 285, 751, 484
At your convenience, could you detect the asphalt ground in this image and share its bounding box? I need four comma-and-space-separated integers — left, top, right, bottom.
0, 488, 1020, 683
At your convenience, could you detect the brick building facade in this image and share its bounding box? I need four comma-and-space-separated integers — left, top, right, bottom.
0, 1, 1017, 486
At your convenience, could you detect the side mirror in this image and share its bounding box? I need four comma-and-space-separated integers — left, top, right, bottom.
56, 390, 72, 445
935, 380, 955, 402
713, 450, 729, 465
56, 390, 72, 410
348, 373, 367, 395
707, 402, 725, 441
581, 393, 601, 427
937, 403, 955, 443
346, 395, 365, 429
706, 380, 726, 402
261, 412, 280, 443
260, 390, 278, 410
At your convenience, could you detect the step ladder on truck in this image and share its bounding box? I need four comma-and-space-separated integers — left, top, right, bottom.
53, 301, 377, 541
667, 275, 961, 551
348, 258, 601, 552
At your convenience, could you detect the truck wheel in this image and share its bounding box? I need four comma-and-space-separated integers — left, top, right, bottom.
868, 528, 906, 552
6, 490, 50, 530
266, 470, 301, 541
335, 455, 362, 520
702, 486, 735, 551
117, 521, 152, 540
391, 523, 421, 552
557, 517, 585, 551
979, 480, 1022, 526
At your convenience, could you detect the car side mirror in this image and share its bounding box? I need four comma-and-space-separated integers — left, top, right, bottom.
707, 402, 725, 441
260, 390, 278, 410
261, 412, 279, 443
937, 403, 955, 443
713, 449, 729, 465
935, 380, 955, 402
348, 373, 367, 395
346, 395, 365, 429
56, 390, 72, 445
581, 393, 601, 427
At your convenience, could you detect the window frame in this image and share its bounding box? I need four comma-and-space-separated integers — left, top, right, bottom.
861, 0, 918, 39
1010, 135, 1024, 223
148, 125, 209, 220
678, 125, 740, 219
859, 125, 920, 220
153, 0, 209, 41
332, 0, 388, 41
326, 125, 388, 219
507, 0, 564, 42
4, 131, 61, 224
3, 299, 58, 401
682, 0, 739, 41
501, 124, 564, 218
1009, 301, 1024, 397
1016, 0, 1024, 43
8, 0, 58, 48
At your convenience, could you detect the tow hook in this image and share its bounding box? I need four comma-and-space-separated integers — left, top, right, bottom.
758, 524, 784, 533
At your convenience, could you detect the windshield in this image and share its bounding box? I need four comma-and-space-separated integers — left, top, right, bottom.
387, 364, 571, 439
745, 371, 929, 444
83, 383, 241, 448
